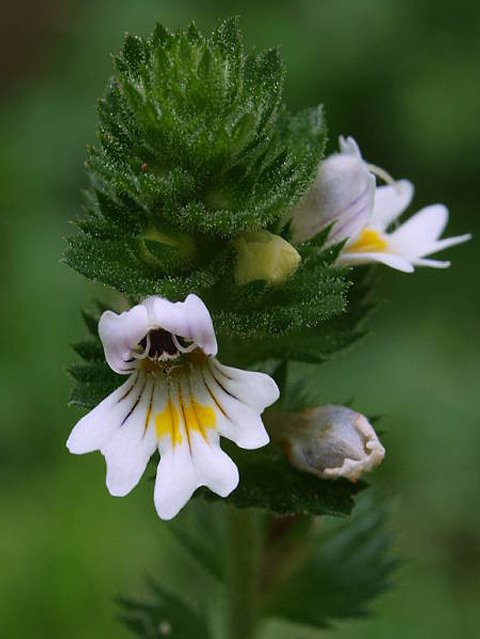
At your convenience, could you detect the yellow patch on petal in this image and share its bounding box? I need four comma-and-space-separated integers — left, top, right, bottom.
183, 400, 216, 439
155, 398, 216, 446
155, 400, 182, 445
346, 229, 388, 253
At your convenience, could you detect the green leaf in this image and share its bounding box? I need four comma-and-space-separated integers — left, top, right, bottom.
199, 444, 363, 518
118, 581, 212, 639
210, 241, 350, 342
71, 340, 104, 362
220, 267, 376, 365
64, 233, 219, 299
168, 500, 228, 582
264, 496, 397, 629
68, 308, 118, 409
66, 18, 332, 317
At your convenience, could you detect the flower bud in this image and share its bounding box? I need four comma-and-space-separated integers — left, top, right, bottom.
139, 227, 196, 267
234, 230, 301, 286
270, 405, 385, 482
290, 136, 375, 245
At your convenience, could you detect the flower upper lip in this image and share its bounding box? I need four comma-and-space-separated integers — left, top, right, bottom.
289, 135, 375, 245
99, 294, 218, 375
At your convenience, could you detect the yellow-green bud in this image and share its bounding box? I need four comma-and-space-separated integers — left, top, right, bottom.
234, 230, 301, 286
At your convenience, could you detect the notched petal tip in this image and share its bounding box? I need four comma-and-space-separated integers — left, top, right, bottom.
338, 135, 362, 157
152, 438, 240, 521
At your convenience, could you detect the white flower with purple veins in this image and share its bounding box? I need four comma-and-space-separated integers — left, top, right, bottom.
291, 135, 471, 272
67, 294, 279, 520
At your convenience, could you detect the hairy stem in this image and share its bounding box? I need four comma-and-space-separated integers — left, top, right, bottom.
226, 507, 262, 639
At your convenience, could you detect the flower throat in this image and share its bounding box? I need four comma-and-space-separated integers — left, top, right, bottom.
138, 328, 196, 364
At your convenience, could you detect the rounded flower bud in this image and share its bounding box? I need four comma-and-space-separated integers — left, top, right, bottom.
270, 405, 385, 482
290, 136, 375, 245
234, 230, 301, 286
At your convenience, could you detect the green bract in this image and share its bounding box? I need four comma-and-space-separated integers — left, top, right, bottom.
63, 18, 362, 352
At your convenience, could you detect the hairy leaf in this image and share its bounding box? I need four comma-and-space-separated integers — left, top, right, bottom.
118, 581, 211, 639
264, 497, 397, 628
66, 17, 333, 324
199, 444, 363, 518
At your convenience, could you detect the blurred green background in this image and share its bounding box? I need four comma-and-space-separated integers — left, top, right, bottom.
1, 0, 478, 637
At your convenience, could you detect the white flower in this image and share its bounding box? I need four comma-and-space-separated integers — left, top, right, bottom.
338, 180, 471, 272
290, 134, 471, 272
270, 405, 385, 482
290, 136, 378, 245
67, 294, 279, 520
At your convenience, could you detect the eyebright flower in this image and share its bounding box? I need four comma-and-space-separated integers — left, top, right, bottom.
67, 295, 279, 520
338, 180, 471, 272
290, 135, 471, 272
270, 405, 385, 482
234, 230, 301, 285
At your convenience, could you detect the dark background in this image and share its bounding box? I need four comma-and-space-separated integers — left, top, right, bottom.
0, 1, 479, 637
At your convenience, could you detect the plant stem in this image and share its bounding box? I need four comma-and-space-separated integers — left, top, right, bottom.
226, 507, 261, 639
261, 514, 315, 597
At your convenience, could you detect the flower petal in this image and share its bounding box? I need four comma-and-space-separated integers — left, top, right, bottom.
321, 412, 385, 481
188, 431, 239, 497
388, 201, 470, 262
414, 233, 472, 258
210, 360, 280, 412
338, 135, 362, 157
290, 146, 374, 244
410, 257, 451, 269
370, 179, 414, 231
387, 204, 449, 257
154, 438, 238, 520
145, 294, 217, 356
66, 374, 142, 454
331, 175, 375, 245
184, 294, 218, 356
338, 250, 414, 273
153, 381, 238, 520
154, 437, 198, 520
99, 306, 149, 374
101, 375, 157, 497
199, 362, 272, 449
